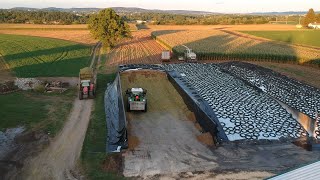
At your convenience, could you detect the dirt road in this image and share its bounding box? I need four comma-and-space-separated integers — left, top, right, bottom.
19, 99, 93, 179
10, 43, 101, 180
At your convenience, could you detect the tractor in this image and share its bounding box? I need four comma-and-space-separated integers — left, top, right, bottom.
125, 88, 147, 112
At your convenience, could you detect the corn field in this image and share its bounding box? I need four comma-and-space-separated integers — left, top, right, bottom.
152, 30, 320, 66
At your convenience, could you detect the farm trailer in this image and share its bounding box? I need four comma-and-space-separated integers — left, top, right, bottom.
78, 67, 96, 100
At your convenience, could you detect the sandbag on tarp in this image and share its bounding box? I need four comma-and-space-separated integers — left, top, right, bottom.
105, 75, 127, 152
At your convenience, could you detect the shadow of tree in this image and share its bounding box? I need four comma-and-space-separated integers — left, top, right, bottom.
12, 56, 91, 77
151, 30, 184, 36
3, 44, 90, 63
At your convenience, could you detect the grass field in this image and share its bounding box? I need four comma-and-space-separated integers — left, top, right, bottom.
242, 30, 320, 48
0, 34, 92, 77
0, 90, 76, 136
81, 73, 124, 179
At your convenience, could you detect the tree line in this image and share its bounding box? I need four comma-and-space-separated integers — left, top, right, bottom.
123, 13, 271, 25
0, 9, 319, 26
0, 10, 89, 24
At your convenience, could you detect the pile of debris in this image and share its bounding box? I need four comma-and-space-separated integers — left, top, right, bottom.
14, 78, 42, 90
44, 81, 69, 93
0, 81, 19, 94
12, 78, 70, 93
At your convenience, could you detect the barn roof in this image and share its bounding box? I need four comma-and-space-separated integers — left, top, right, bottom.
269, 161, 320, 180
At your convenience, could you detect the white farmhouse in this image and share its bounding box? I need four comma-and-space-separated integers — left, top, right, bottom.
308, 23, 320, 29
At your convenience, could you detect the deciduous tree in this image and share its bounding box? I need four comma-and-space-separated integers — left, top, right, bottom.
88, 8, 131, 50
303, 8, 316, 26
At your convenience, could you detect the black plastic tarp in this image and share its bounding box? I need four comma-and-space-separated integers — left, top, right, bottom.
105, 74, 127, 152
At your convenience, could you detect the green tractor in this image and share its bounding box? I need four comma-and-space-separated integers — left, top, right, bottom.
125, 88, 147, 112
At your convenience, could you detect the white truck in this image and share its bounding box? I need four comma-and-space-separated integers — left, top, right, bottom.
182, 45, 197, 61
161, 50, 171, 62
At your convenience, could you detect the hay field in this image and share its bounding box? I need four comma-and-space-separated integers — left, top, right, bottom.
0, 24, 96, 45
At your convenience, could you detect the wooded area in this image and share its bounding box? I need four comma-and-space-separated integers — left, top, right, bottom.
0, 9, 319, 25
0, 10, 89, 24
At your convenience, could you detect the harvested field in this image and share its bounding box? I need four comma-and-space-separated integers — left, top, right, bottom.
0, 34, 92, 77
0, 24, 95, 45
106, 30, 165, 66
152, 29, 320, 63
119, 69, 320, 179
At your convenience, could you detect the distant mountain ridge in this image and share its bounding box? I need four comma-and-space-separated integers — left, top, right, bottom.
6, 7, 316, 15
8, 7, 218, 15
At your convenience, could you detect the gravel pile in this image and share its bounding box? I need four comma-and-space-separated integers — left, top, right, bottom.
0, 127, 25, 159
14, 78, 43, 90
164, 63, 308, 141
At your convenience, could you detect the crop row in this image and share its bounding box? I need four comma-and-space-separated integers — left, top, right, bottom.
107, 31, 165, 66
151, 30, 320, 66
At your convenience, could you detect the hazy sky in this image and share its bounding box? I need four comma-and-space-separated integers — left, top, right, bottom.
1, 0, 319, 13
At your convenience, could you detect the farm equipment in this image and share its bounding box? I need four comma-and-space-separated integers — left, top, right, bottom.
182, 45, 197, 62
126, 88, 147, 112
161, 50, 171, 62
79, 67, 96, 100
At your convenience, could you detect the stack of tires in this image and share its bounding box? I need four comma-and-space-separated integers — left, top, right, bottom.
164, 63, 308, 141
219, 62, 320, 120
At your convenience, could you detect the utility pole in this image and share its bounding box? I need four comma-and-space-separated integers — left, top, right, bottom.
299, 15, 301, 25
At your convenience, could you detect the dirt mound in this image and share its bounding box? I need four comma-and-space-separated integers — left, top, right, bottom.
187, 112, 197, 123
197, 133, 214, 146
102, 153, 123, 176
0, 81, 18, 94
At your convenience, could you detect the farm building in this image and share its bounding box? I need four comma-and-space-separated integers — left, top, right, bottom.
308, 23, 320, 29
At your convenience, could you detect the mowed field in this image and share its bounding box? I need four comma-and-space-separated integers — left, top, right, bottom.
106, 30, 165, 66
0, 24, 96, 45
242, 30, 320, 48
0, 34, 92, 77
